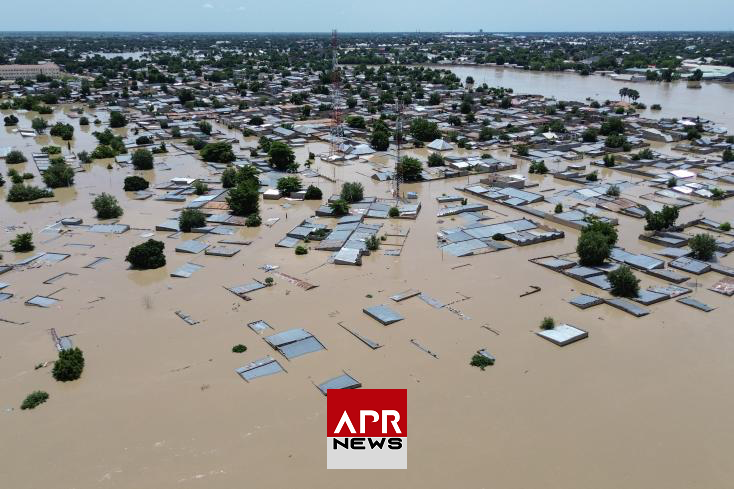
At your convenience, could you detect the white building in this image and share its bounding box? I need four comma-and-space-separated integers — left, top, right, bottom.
0, 63, 61, 80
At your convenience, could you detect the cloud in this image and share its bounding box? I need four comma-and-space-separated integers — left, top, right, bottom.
236, 6, 246, 10
202, 3, 214, 8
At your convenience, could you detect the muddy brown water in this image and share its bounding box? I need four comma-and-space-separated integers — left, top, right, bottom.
1, 101, 733, 489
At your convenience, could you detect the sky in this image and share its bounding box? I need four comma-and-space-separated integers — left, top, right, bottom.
0, 0, 732, 32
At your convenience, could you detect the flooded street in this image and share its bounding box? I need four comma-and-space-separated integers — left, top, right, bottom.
1, 91, 734, 489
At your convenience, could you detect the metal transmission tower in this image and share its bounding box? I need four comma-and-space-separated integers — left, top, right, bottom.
394, 97, 403, 200
328, 30, 343, 160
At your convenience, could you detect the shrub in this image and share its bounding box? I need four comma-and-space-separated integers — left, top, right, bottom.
277, 176, 303, 196
603, 154, 616, 167
179, 209, 206, 232
720, 222, 732, 232
52, 347, 85, 381
606, 185, 620, 197
126, 239, 166, 269
221, 167, 237, 188
516, 144, 530, 156
6, 183, 53, 202
268, 141, 296, 171
6, 150, 27, 164
329, 199, 350, 216
723, 148, 734, 162
264, 277, 274, 286
586, 171, 598, 182
245, 213, 262, 227
304, 185, 323, 200
340, 181, 364, 203
644, 205, 679, 231
470, 354, 494, 370
79, 116, 89, 125
389, 206, 400, 218
366, 235, 380, 251
200, 142, 235, 163
427, 152, 444, 167
711, 187, 725, 200
605, 133, 626, 148
492, 233, 506, 241
651, 104, 662, 110
554, 203, 563, 214
295, 245, 308, 255
227, 181, 260, 216
42, 158, 75, 188
10, 232, 34, 252
92, 193, 123, 219
689, 233, 717, 261
193, 181, 209, 195
232, 344, 248, 353
608, 265, 640, 298
131, 149, 154, 170
540, 317, 555, 330
21, 391, 49, 410
3, 114, 19, 126
123, 176, 149, 191
41, 145, 61, 155
136, 135, 152, 145
32, 117, 48, 133
667, 176, 677, 188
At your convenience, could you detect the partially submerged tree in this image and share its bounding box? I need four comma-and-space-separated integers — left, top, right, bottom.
6, 183, 53, 202
304, 185, 323, 200
329, 199, 350, 216
123, 176, 149, 191
689, 233, 717, 261
179, 209, 206, 232
577, 218, 618, 266
126, 239, 166, 270
42, 157, 75, 188
131, 149, 154, 170
608, 265, 640, 298
340, 181, 364, 203
644, 205, 679, 231
52, 347, 85, 381
10, 232, 34, 252
226, 180, 260, 217
200, 142, 235, 163
268, 141, 296, 171
92, 193, 123, 219
396, 156, 423, 182
5, 150, 27, 164
277, 175, 303, 196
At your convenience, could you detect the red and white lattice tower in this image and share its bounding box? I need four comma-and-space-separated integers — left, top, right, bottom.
328, 29, 343, 160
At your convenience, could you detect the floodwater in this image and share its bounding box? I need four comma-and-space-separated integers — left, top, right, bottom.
440, 64, 734, 128
1, 97, 734, 489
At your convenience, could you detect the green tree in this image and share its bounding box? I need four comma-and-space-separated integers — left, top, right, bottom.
329, 199, 350, 216
21, 391, 49, 410
226, 180, 260, 216
689, 233, 716, 261
304, 185, 323, 200
268, 141, 295, 171
427, 152, 444, 167
198, 120, 212, 135
10, 232, 34, 252
644, 205, 679, 231
49, 122, 74, 140
6, 150, 27, 164
179, 209, 206, 232
43, 157, 75, 188
92, 193, 123, 219
126, 239, 166, 269
131, 149, 154, 170
52, 347, 85, 381
340, 182, 364, 203
409, 118, 441, 142
123, 176, 149, 191
608, 265, 640, 298
6, 183, 53, 202
396, 156, 423, 182
32, 117, 48, 133
221, 167, 237, 188
109, 111, 127, 128
277, 175, 303, 195
576, 219, 617, 266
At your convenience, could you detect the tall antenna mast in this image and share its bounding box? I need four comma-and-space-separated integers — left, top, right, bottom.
394, 55, 403, 200
328, 29, 343, 161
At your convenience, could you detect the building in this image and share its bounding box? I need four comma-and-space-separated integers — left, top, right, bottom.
0, 63, 61, 80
